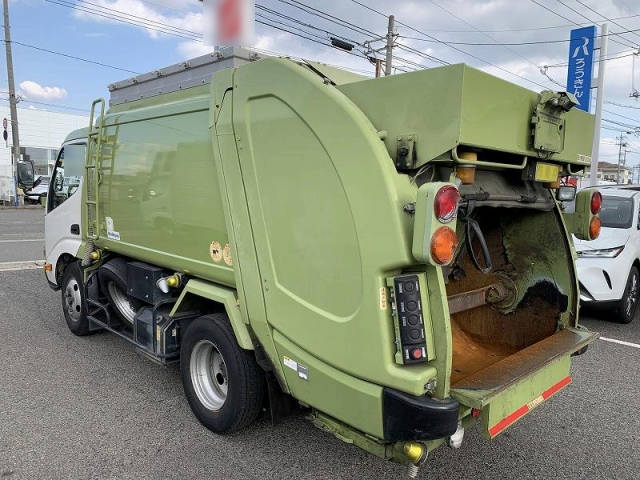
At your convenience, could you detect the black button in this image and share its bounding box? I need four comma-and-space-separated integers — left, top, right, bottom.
408, 314, 419, 326
404, 282, 415, 292
406, 300, 418, 311
409, 329, 421, 340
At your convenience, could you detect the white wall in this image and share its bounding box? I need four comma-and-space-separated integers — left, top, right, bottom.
0, 106, 88, 202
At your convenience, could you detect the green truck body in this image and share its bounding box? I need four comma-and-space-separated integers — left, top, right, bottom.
55, 52, 600, 468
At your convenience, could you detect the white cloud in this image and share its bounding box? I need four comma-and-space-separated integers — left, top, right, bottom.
177, 40, 214, 59
19, 80, 68, 101
74, 0, 204, 40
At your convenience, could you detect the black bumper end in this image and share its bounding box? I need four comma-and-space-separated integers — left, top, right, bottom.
382, 388, 459, 442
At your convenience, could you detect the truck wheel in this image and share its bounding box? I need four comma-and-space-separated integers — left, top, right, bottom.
61, 262, 90, 336
98, 259, 141, 325
616, 266, 639, 324
180, 314, 264, 433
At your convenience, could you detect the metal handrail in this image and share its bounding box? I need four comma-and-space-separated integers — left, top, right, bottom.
450, 147, 528, 170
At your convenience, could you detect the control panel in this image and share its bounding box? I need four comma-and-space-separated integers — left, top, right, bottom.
387, 273, 434, 365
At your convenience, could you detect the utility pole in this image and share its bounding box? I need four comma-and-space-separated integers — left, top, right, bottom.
617, 132, 628, 184
590, 23, 608, 187
385, 15, 395, 76
3, 0, 20, 206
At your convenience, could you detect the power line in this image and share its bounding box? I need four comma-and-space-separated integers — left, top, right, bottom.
399, 23, 640, 47
5, 39, 140, 74
602, 117, 640, 129
381, 12, 640, 34
544, 49, 637, 68
0, 96, 89, 113
348, 0, 553, 91
425, 0, 558, 89
278, 0, 378, 38
602, 108, 640, 123
529, 0, 637, 49
45, 0, 203, 41
256, 4, 359, 45
606, 100, 640, 109
71, 0, 202, 37
272, 0, 448, 67
574, 0, 640, 45
263, 1, 448, 69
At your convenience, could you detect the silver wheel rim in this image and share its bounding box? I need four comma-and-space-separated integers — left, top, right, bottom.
64, 278, 82, 322
190, 340, 228, 411
107, 281, 137, 324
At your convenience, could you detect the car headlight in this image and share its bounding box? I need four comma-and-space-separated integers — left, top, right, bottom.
577, 246, 625, 258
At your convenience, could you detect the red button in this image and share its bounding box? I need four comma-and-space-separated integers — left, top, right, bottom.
411, 348, 423, 360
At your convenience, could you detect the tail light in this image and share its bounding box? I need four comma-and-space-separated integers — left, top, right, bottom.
431, 226, 459, 265
412, 182, 461, 266
434, 185, 460, 223
589, 216, 601, 240
590, 191, 602, 214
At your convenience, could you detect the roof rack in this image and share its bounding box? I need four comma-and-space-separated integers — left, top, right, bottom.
107, 46, 265, 106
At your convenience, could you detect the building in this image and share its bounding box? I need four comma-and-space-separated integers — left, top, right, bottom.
0, 105, 88, 203
583, 161, 632, 186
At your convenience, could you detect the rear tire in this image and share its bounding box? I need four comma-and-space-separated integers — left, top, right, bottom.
616, 266, 639, 324
61, 262, 90, 336
180, 314, 264, 433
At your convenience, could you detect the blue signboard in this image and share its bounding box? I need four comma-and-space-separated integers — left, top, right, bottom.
567, 25, 596, 112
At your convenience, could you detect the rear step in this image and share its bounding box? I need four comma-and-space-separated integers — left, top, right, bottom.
451, 328, 598, 438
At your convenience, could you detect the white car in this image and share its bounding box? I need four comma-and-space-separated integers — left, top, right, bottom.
574, 187, 640, 324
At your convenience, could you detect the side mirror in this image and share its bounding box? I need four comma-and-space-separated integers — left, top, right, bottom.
17, 160, 35, 190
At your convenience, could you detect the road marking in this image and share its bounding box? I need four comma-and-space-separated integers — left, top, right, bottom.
0, 260, 45, 272
600, 336, 640, 349
0, 239, 44, 243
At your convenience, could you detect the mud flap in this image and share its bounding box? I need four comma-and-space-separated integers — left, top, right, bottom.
450, 328, 598, 439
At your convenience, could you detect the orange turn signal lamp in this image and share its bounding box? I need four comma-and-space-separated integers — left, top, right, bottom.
589, 216, 601, 240
431, 226, 459, 265
43, 263, 53, 272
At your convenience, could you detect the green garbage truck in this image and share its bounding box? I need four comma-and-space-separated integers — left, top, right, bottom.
44, 47, 600, 473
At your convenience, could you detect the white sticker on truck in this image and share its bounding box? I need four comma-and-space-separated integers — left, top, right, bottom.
283, 356, 309, 381
105, 217, 121, 241
283, 356, 297, 371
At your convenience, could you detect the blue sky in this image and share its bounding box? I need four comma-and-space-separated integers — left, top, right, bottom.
3, 0, 640, 166
4, 0, 209, 109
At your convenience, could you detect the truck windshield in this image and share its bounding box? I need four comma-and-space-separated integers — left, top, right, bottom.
600, 196, 634, 228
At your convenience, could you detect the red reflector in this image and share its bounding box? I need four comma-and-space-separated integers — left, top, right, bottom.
471, 408, 481, 418
434, 185, 460, 223
488, 376, 572, 438
590, 191, 602, 215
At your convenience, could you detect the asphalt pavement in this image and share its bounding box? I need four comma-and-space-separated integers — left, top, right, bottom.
0, 208, 45, 263
1, 209, 639, 480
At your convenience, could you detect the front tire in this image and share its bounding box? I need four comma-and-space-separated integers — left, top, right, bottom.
61, 262, 91, 336
616, 266, 639, 324
180, 314, 264, 433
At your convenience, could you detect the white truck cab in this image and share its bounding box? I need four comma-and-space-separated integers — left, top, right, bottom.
44, 128, 88, 289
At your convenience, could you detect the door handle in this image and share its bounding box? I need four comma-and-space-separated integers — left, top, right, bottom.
70, 224, 80, 235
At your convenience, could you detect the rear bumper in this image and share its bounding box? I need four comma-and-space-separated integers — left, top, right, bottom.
382, 388, 459, 442
450, 328, 598, 439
